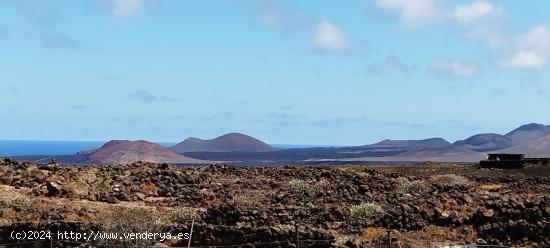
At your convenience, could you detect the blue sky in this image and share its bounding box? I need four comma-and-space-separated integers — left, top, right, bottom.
1, 0, 549, 145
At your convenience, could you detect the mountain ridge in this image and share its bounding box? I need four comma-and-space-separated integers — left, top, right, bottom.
366, 138, 450, 148
171, 133, 275, 153
88, 140, 206, 164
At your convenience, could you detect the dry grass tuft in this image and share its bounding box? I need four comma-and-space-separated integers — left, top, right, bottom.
0, 192, 31, 208
396, 177, 429, 194
362, 227, 388, 241
230, 192, 264, 208
169, 207, 197, 224
100, 206, 167, 248
349, 203, 384, 219
479, 183, 503, 190
288, 179, 332, 194
288, 179, 309, 192
314, 179, 332, 191
430, 174, 470, 187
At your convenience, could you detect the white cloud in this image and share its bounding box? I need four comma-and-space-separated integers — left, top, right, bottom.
501, 51, 546, 69
374, 0, 446, 27
452, 0, 508, 52
248, 1, 348, 54
313, 21, 349, 52
453, 0, 500, 23
500, 25, 550, 69
373, 0, 550, 69
112, 0, 142, 17
430, 59, 480, 78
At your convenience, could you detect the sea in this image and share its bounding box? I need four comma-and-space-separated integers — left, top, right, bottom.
0, 140, 177, 156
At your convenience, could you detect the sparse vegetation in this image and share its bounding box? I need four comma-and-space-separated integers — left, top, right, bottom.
169, 206, 197, 224
395, 177, 429, 194
277, 224, 295, 233
361, 227, 387, 241
101, 206, 166, 248
349, 203, 384, 219
288, 179, 332, 194
430, 174, 470, 187
314, 179, 332, 191
0, 193, 31, 208
98, 171, 111, 192
230, 192, 263, 207
288, 179, 309, 191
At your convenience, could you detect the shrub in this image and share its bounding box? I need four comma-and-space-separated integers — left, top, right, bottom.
349, 203, 384, 219
288, 179, 309, 192
314, 179, 332, 191
169, 207, 197, 224
0, 193, 31, 208
396, 177, 428, 194
101, 206, 166, 248
231, 193, 263, 208
430, 174, 470, 187
289, 179, 332, 194
98, 172, 111, 192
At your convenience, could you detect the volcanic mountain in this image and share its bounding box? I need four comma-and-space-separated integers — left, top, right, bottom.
451, 133, 514, 152
88, 140, 206, 164
171, 133, 275, 153
392, 146, 484, 162
367, 138, 450, 148
497, 134, 550, 157
505, 123, 550, 144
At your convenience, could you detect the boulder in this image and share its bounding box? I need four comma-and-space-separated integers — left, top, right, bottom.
46, 181, 62, 196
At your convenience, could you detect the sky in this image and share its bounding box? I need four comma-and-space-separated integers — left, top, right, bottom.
1, 0, 549, 145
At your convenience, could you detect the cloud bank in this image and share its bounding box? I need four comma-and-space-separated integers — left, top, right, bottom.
373, 0, 550, 69
249, 0, 350, 53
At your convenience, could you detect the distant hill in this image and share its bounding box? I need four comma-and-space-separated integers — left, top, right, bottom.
451, 133, 514, 152
506, 123, 550, 144
367, 138, 450, 148
390, 147, 483, 162
496, 134, 550, 158
88, 140, 206, 164
171, 133, 275, 153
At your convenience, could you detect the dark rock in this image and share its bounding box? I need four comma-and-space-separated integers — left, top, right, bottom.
46, 181, 62, 196
483, 209, 495, 218
0, 176, 13, 185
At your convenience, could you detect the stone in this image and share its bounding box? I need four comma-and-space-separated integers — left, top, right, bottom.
46, 181, 62, 196
0, 177, 12, 185
135, 192, 145, 200
461, 194, 473, 204
483, 209, 494, 218
106, 196, 119, 204
476, 238, 488, 245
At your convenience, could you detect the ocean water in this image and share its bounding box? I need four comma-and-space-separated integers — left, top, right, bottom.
0, 140, 177, 156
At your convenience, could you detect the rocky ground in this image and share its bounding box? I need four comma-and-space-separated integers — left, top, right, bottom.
0, 158, 549, 247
